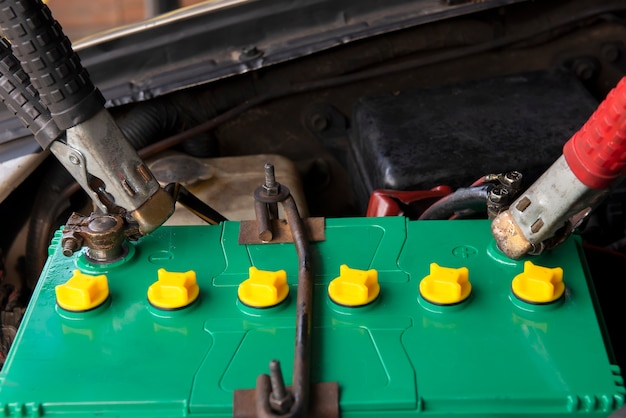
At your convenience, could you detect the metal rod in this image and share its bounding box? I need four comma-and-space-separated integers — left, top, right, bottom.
250, 194, 313, 418
282, 195, 312, 417
254, 200, 273, 242
268, 202, 279, 221
164, 182, 228, 224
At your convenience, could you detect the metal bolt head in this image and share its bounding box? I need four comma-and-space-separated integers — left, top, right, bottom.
489, 186, 509, 203
501, 171, 523, 189
268, 360, 293, 414
269, 393, 294, 415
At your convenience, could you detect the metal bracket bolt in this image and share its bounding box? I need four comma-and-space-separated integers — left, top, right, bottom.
263, 163, 280, 196
269, 360, 294, 414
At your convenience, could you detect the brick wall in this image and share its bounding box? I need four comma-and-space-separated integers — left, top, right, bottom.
48, 0, 206, 41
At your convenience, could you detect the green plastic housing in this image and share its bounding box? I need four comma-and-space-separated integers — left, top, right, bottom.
0, 218, 623, 417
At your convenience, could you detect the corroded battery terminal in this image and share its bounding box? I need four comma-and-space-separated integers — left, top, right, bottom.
493, 77, 626, 259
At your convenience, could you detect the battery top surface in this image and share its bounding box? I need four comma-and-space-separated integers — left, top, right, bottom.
0, 218, 623, 417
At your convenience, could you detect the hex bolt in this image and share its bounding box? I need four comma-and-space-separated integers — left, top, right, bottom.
268, 359, 293, 414
263, 163, 280, 196
62, 238, 79, 257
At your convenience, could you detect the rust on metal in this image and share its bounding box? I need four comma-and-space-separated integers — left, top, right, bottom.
233, 381, 340, 418
238, 163, 335, 417
238, 217, 325, 244
61, 212, 127, 262
491, 210, 532, 260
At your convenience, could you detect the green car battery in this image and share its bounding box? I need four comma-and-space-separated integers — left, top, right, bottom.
0, 218, 623, 417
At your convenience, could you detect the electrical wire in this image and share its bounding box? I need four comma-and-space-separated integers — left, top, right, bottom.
583, 242, 626, 261
418, 185, 491, 220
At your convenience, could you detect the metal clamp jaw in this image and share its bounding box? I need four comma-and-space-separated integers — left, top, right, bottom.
493, 77, 626, 260
492, 156, 609, 259
50, 109, 175, 236
0, 0, 175, 237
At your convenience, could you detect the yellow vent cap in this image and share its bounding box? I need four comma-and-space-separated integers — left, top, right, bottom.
512, 261, 564, 304
419, 263, 471, 305
55, 270, 109, 312
328, 264, 380, 307
238, 267, 289, 308
148, 269, 200, 310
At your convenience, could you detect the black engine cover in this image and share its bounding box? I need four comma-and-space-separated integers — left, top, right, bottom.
349, 71, 598, 212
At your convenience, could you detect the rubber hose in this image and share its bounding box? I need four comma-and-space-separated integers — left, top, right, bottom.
181, 133, 216, 157
114, 99, 179, 150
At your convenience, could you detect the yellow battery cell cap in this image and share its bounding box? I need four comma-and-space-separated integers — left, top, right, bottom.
512, 261, 564, 304
147, 269, 200, 310
328, 265, 380, 307
55, 270, 109, 312
238, 267, 289, 308
419, 263, 471, 305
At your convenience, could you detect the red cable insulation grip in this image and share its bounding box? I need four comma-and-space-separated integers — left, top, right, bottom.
563, 76, 626, 189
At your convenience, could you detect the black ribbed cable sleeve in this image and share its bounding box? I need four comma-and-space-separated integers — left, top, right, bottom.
0, 37, 61, 147
0, 0, 104, 130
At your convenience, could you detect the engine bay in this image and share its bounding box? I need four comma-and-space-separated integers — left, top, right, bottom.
0, 0, 625, 416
